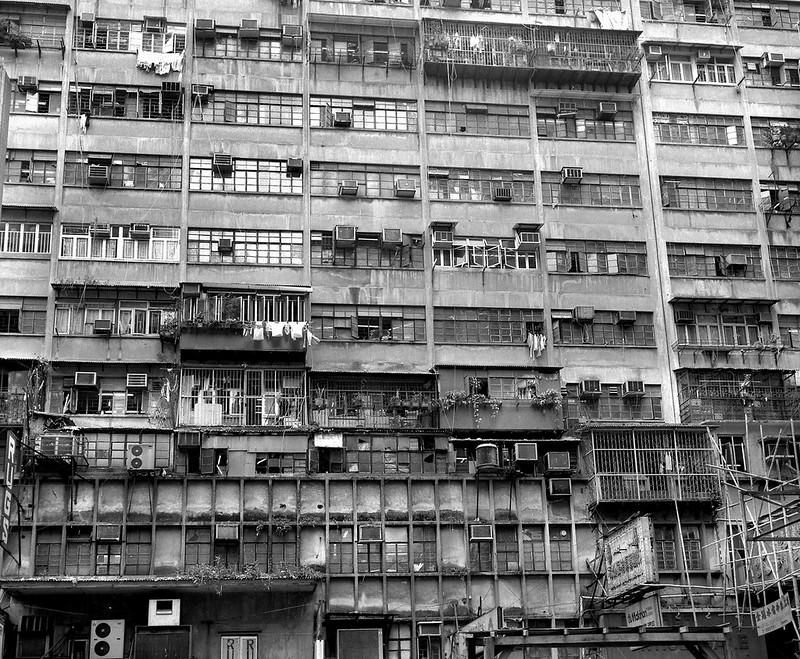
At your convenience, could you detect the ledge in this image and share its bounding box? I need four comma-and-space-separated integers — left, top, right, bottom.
1, 576, 319, 594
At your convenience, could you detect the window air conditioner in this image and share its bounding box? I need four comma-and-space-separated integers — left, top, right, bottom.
126, 374, 148, 388
432, 230, 453, 247
492, 186, 513, 202
725, 253, 748, 268
212, 153, 233, 176
239, 19, 260, 39
418, 622, 443, 637
96, 525, 121, 542
87, 165, 110, 186
90, 223, 112, 237
579, 380, 601, 399
333, 111, 352, 127
144, 16, 166, 33
281, 24, 303, 47
334, 225, 357, 246
338, 180, 359, 196
697, 49, 711, 61
543, 451, 572, 474
514, 443, 539, 464
130, 224, 151, 239
515, 231, 540, 253
191, 84, 214, 99
762, 52, 785, 68
217, 238, 233, 254
194, 19, 216, 40
381, 228, 403, 247
93, 319, 113, 335
547, 478, 573, 498
645, 45, 663, 61
161, 81, 181, 98
80, 12, 96, 24
622, 380, 645, 398
674, 309, 695, 324
17, 76, 38, 93
557, 101, 578, 116
74, 371, 98, 387
597, 102, 617, 119
286, 158, 303, 176
615, 310, 637, 325
572, 306, 595, 323
183, 283, 202, 298
561, 167, 583, 184
469, 524, 494, 541
394, 179, 417, 198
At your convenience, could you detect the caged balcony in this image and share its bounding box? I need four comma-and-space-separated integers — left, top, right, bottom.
584, 425, 720, 507
679, 384, 800, 423
422, 20, 641, 87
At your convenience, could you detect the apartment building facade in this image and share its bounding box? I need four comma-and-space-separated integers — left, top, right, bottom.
0, 0, 798, 656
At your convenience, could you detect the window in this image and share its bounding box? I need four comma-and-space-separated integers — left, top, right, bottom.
434, 307, 542, 344
182, 294, 304, 325
385, 527, 409, 572
55, 302, 174, 336
696, 59, 736, 84
661, 177, 753, 211
271, 530, 297, 568
427, 101, 529, 137
434, 237, 538, 270
552, 310, 656, 347
735, 1, 800, 28
673, 303, 768, 348
311, 231, 423, 269
255, 452, 305, 474
470, 535, 494, 572
523, 526, 546, 571
650, 53, 735, 83
546, 240, 647, 275
312, 97, 417, 131
187, 229, 302, 265
650, 54, 694, 81
770, 246, 800, 280
387, 625, 412, 659
63, 153, 182, 189
357, 538, 382, 573
242, 527, 268, 569
2, 6, 66, 48
125, 528, 152, 575
541, 172, 641, 207
194, 91, 302, 126
220, 636, 258, 659
65, 527, 93, 575
0, 309, 18, 333
641, 0, 724, 21
73, 18, 185, 53
654, 113, 745, 146
5, 150, 57, 184
529, 0, 612, 14
413, 527, 437, 572
496, 527, 520, 571
310, 162, 420, 198
311, 305, 426, 342
654, 526, 677, 569
329, 527, 354, 574
751, 117, 800, 148
185, 527, 212, 567
34, 529, 62, 575
310, 33, 415, 67
426, 0, 521, 9
0, 299, 47, 335
720, 435, 746, 471
744, 58, 800, 87
667, 243, 763, 278
0, 222, 51, 254
428, 169, 535, 202
682, 526, 703, 569
779, 314, 800, 348
59, 224, 179, 262
536, 101, 633, 141
762, 437, 799, 481
549, 527, 573, 571
96, 542, 122, 575
196, 33, 301, 62
563, 383, 663, 426
68, 84, 183, 121
189, 158, 301, 194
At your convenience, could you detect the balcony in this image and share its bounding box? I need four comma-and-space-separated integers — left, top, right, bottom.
440, 403, 563, 432
422, 21, 641, 87
0, 392, 25, 425
584, 425, 720, 506
679, 385, 800, 423
310, 376, 438, 430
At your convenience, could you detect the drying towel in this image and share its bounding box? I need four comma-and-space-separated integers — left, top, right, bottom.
253, 325, 264, 341
289, 322, 305, 340
267, 322, 284, 338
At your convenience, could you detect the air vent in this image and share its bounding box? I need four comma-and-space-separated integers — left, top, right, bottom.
561, 167, 583, 184
87, 165, 110, 186
212, 153, 233, 176
492, 186, 513, 202
338, 180, 359, 196
359, 526, 382, 542
239, 19, 260, 40
217, 238, 233, 254
547, 478, 573, 498
281, 24, 303, 47
333, 111, 352, 127
597, 102, 617, 119
469, 524, 494, 541
579, 380, 601, 399
615, 310, 637, 325
475, 443, 500, 472
194, 19, 216, 40
394, 179, 417, 198
645, 44, 663, 61
334, 225, 357, 246
572, 306, 595, 323
126, 374, 148, 388
543, 451, 572, 474
93, 319, 113, 335
622, 380, 645, 398
215, 523, 240, 541
161, 81, 181, 98
74, 372, 98, 387
17, 76, 38, 93
381, 228, 403, 247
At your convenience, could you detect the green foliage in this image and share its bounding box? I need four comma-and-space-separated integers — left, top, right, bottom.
0, 19, 32, 49
179, 557, 324, 594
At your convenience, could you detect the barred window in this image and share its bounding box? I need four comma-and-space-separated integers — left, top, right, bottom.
734, 1, 800, 29
426, 101, 529, 137
68, 84, 183, 121
564, 383, 663, 426
429, 169, 535, 202
425, 0, 521, 11
311, 231, 422, 269
54, 301, 175, 336
433, 307, 542, 344
310, 162, 420, 198
60, 224, 180, 262
672, 302, 769, 348
654, 526, 677, 570
667, 243, 763, 278
779, 314, 800, 348
536, 101, 633, 141
193, 91, 302, 126
0, 222, 51, 254
640, 0, 719, 22
434, 237, 538, 269
552, 310, 656, 346
74, 19, 185, 53
546, 240, 647, 275
541, 172, 641, 207
661, 177, 753, 210
189, 158, 301, 194
187, 229, 302, 266
653, 113, 745, 145
64, 153, 181, 189
650, 54, 735, 83
2, 6, 66, 48
312, 97, 417, 131
770, 246, 800, 280
5, 150, 57, 184
744, 58, 800, 87
530, 0, 617, 14
311, 305, 426, 342
751, 117, 800, 148
10, 88, 60, 114
310, 34, 415, 68
195, 33, 302, 61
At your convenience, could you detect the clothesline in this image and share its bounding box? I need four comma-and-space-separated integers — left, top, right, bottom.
241, 320, 321, 347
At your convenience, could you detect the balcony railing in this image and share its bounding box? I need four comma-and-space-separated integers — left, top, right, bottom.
679, 385, 800, 422
310, 386, 438, 430
0, 392, 25, 425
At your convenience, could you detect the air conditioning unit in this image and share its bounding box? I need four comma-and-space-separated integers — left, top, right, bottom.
74, 372, 98, 387
126, 374, 148, 388
492, 187, 513, 202
418, 622, 443, 637
215, 523, 239, 541
36, 433, 78, 458
547, 478, 573, 498
88, 165, 110, 186
80, 12, 96, 24
127, 444, 155, 470
144, 16, 166, 33
334, 225, 357, 246
286, 158, 303, 176
558, 101, 578, 116
725, 253, 748, 268
758, 311, 773, 324
475, 443, 500, 471
93, 319, 113, 335
697, 49, 711, 61
561, 167, 583, 184
394, 179, 417, 198
191, 84, 214, 99
514, 443, 539, 464
148, 599, 181, 627
239, 19, 260, 39
616, 310, 637, 325
674, 309, 695, 324
129, 223, 151, 238
623, 380, 645, 398
281, 24, 303, 47
175, 430, 202, 448
746, 61, 759, 72
762, 52, 785, 68
572, 306, 595, 323
428, 168, 450, 179
161, 81, 181, 98
543, 451, 572, 474
381, 228, 403, 247
90, 620, 124, 659
17, 76, 38, 93
183, 283, 202, 298
515, 231, 540, 253
470, 524, 494, 541
645, 44, 663, 61
90, 223, 112, 237
212, 153, 233, 176
338, 180, 359, 196
432, 230, 454, 247
217, 238, 233, 254
598, 102, 617, 119
579, 379, 601, 399
333, 111, 352, 127
359, 526, 382, 542
96, 525, 121, 541
194, 19, 216, 40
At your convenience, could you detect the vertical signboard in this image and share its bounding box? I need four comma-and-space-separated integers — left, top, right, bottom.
1, 430, 18, 547
754, 593, 793, 636
604, 515, 658, 600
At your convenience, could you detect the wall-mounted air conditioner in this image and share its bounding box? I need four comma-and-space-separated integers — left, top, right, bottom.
572, 306, 595, 323
561, 167, 583, 184
338, 180, 359, 196
129, 223, 151, 239
598, 102, 617, 118
93, 319, 113, 335
127, 444, 155, 470
547, 478, 573, 498
381, 228, 403, 247
622, 380, 645, 398
238, 19, 260, 39
87, 165, 110, 186
334, 225, 357, 246
194, 19, 216, 40
615, 310, 637, 325
281, 24, 303, 47
74, 372, 98, 387
579, 380, 601, 399
212, 153, 233, 176
126, 374, 148, 388
543, 451, 572, 474
469, 524, 494, 541
394, 179, 417, 198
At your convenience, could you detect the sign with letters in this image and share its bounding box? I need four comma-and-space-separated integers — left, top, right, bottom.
605, 516, 657, 599
754, 594, 793, 636
0, 430, 17, 547
625, 594, 662, 628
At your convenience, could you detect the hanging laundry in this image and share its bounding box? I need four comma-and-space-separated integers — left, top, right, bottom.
289, 322, 305, 340
25, 93, 39, 112
79, 112, 90, 134
136, 49, 184, 75
307, 330, 322, 346
267, 322, 284, 338
535, 333, 547, 358
282, 323, 291, 336
527, 331, 536, 359
253, 324, 264, 341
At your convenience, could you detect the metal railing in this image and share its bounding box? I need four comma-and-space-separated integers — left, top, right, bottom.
310, 386, 438, 430
679, 385, 800, 422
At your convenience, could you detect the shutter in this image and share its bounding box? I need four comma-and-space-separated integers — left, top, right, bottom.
223, 100, 236, 123
350, 316, 360, 339
200, 448, 215, 474
308, 447, 320, 473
